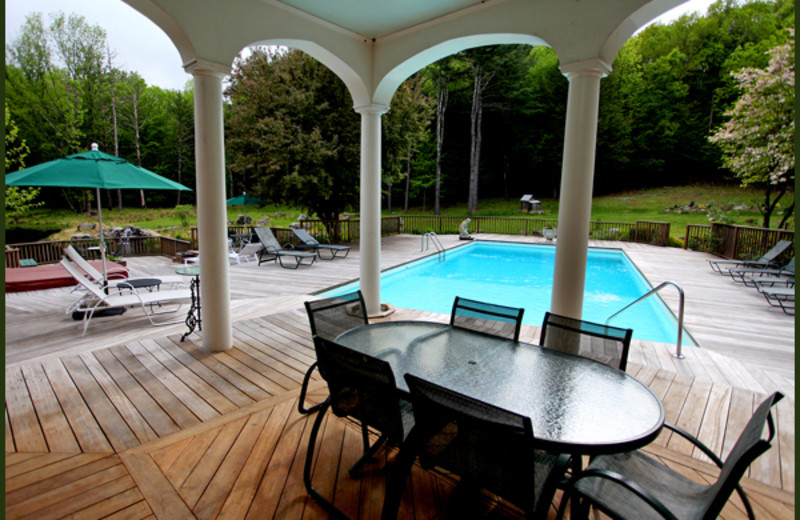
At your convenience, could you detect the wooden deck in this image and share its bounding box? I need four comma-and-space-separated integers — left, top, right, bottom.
5, 234, 795, 519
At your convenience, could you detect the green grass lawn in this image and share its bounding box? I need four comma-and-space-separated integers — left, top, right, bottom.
5, 184, 792, 243
394, 184, 789, 238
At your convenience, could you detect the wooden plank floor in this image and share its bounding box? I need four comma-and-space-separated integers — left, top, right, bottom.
5, 234, 795, 518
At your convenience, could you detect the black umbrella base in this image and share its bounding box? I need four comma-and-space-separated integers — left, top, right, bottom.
72, 307, 127, 320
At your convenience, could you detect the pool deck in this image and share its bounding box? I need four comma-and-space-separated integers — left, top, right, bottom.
5, 234, 795, 518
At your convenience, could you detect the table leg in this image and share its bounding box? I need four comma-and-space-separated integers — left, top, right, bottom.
181, 275, 201, 342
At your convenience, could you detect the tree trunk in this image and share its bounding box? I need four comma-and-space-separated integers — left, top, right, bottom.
107, 47, 123, 212
131, 84, 146, 207
434, 77, 448, 217
468, 63, 490, 215
404, 152, 411, 214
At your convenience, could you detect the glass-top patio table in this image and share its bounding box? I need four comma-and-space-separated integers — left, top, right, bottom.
336, 320, 664, 455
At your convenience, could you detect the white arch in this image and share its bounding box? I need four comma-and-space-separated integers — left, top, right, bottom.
247, 39, 372, 108
373, 33, 549, 106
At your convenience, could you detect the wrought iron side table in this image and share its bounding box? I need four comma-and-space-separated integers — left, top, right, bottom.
176, 266, 201, 341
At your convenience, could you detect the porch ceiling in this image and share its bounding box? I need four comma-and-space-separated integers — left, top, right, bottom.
281, 0, 485, 39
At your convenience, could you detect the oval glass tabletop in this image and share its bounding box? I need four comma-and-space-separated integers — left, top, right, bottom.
336, 320, 664, 455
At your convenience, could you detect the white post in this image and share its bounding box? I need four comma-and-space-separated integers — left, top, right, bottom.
187, 61, 233, 352
550, 59, 611, 320
356, 104, 389, 315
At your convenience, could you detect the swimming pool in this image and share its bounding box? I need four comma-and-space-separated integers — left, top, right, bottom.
321, 242, 694, 346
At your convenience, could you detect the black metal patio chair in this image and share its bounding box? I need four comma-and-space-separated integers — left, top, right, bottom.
300, 291, 368, 414
539, 312, 633, 371
450, 296, 525, 342
304, 336, 412, 519
381, 373, 570, 520
559, 391, 783, 520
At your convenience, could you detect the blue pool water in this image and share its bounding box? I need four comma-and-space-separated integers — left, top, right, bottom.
321, 242, 694, 346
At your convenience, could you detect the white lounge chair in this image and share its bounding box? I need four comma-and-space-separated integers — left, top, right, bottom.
61, 258, 192, 336
228, 239, 263, 264
64, 245, 185, 288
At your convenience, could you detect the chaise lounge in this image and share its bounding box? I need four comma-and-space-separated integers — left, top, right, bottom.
60, 258, 191, 336
708, 239, 792, 275
254, 227, 317, 269
291, 228, 351, 260
64, 245, 185, 288
728, 257, 794, 286
759, 286, 795, 315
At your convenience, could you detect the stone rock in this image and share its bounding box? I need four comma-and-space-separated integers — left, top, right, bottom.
289, 222, 302, 229
257, 217, 271, 226
71, 233, 94, 241
77, 222, 96, 231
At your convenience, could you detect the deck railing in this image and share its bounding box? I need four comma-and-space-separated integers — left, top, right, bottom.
15, 218, 791, 266
5, 236, 192, 267
685, 223, 794, 263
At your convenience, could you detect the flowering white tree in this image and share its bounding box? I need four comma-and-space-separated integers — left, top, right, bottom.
710, 32, 794, 228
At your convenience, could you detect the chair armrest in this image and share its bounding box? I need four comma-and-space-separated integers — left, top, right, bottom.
663, 422, 757, 520
663, 422, 724, 468
569, 467, 679, 520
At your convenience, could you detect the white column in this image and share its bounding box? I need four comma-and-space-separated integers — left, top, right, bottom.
355, 104, 389, 315
550, 59, 611, 320
187, 60, 233, 352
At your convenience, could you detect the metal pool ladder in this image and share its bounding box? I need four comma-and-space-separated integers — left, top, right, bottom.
421, 232, 445, 260
605, 281, 686, 359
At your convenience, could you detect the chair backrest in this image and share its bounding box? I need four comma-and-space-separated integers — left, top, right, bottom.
313, 336, 406, 444
782, 256, 794, 274
60, 258, 107, 300
64, 245, 104, 282
450, 296, 525, 342
705, 392, 783, 518
305, 291, 368, 340
293, 228, 319, 245
404, 373, 538, 514
254, 227, 281, 250
540, 312, 633, 371
761, 240, 792, 262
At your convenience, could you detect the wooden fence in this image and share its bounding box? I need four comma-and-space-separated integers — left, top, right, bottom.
686, 223, 794, 263
10, 217, 673, 267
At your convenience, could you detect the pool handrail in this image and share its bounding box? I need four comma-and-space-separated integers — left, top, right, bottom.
605, 281, 686, 360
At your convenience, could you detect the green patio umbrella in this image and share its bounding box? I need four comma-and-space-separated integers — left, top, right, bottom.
226, 192, 265, 224
5, 143, 192, 281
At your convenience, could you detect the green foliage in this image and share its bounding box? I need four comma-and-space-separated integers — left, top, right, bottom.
173, 205, 195, 227
5, 10, 196, 212
710, 32, 794, 228
383, 73, 435, 212
5, 186, 45, 226
5, 104, 45, 225
225, 48, 361, 226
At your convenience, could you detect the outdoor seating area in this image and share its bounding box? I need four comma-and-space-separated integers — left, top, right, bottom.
5, 235, 794, 519
708, 242, 795, 315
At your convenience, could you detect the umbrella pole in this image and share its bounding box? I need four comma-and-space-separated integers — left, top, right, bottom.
96, 187, 109, 283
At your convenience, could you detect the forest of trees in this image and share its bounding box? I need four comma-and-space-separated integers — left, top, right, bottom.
5, 0, 795, 225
